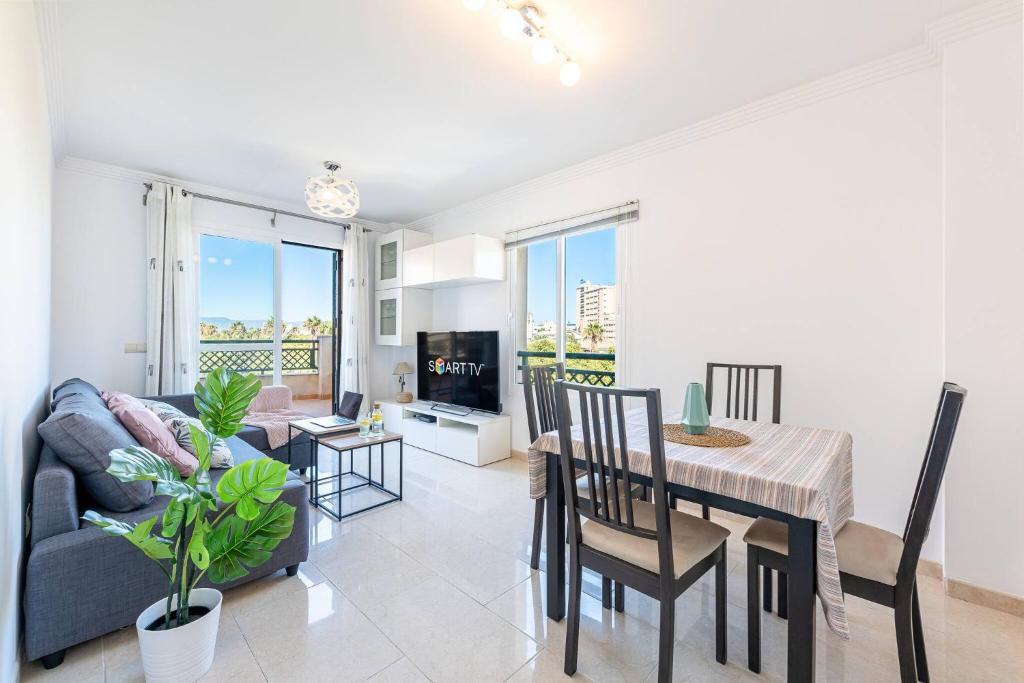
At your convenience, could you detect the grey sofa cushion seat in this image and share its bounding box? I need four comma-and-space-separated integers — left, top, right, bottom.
38, 392, 154, 512
87, 435, 299, 523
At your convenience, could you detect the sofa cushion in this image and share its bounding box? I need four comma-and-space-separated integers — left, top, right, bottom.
38, 393, 154, 512
102, 390, 144, 413
139, 398, 189, 423
164, 416, 234, 468
115, 407, 198, 477
51, 378, 103, 411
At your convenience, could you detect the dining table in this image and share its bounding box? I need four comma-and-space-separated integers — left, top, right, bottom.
528, 411, 854, 683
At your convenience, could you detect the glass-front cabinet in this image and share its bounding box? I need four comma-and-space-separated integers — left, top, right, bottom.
374, 228, 432, 290
374, 287, 432, 346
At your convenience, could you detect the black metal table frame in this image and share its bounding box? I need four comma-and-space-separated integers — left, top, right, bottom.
543, 451, 819, 683
287, 424, 403, 522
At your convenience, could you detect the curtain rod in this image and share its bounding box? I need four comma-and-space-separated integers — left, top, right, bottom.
142, 183, 370, 231
504, 199, 638, 237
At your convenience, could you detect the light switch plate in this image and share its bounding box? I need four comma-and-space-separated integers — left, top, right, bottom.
124, 342, 147, 353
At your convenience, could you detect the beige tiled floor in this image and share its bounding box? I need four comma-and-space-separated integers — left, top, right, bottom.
21, 446, 1024, 682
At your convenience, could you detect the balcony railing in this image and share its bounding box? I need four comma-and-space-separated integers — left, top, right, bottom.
516, 350, 616, 387
199, 339, 319, 375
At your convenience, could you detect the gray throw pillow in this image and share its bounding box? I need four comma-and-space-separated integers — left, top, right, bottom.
37, 393, 154, 512
51, 377, 104, 411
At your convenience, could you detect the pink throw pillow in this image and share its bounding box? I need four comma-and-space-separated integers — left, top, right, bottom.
115, 406, 198, 477
103, 390, 145, 413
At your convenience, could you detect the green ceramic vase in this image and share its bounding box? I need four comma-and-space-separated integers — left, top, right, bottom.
681, 382, 710, 435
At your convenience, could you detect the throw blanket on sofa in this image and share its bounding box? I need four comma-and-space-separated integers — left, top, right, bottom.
242, 385, 310, 450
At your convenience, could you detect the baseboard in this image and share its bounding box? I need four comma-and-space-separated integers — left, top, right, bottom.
946, 577, 1024, 618
917, 558, 944, 579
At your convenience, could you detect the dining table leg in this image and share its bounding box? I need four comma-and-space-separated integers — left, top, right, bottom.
787, 517, 817, 682
545, 450, 566, 621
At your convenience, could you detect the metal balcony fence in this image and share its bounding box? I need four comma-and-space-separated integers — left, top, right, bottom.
516, 350, 615, 387
198, 339, 319, 375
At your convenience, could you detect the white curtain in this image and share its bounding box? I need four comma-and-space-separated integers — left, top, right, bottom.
145, 182, 198, 395
340, 223, 370, 408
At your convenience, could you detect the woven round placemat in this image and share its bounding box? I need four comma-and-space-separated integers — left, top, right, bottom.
663, 424, 752, 448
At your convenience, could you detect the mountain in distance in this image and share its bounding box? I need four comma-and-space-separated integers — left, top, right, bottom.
201, 316, 304, 330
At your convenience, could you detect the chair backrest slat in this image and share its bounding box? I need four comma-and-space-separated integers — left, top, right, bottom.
555, 381, 672, 576
706, 363, 782, 424
523, 362, 565, 443
615, 394, 635, 528
898, 383, 966, 585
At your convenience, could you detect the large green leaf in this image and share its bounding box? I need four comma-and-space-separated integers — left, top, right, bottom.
107, 447, 210, 505
188, 423, 212, 474
193, 368, 261, 439
216, 457, 289, 520
188, 519, 211, 570
205, 502, 296, 583
83, 511, 174, 562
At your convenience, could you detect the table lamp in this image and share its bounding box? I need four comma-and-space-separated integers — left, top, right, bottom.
393, 362, 414, 403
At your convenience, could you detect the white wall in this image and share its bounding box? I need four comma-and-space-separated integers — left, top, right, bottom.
416, 65, 947, 561
0, 4, 53, 679
942, 23, 1024, 597
50, 164, 364, 396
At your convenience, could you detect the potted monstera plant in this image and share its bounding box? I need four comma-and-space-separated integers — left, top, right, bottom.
84, 368, 295, 683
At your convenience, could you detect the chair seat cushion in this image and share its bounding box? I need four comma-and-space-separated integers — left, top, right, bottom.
581, 500, 729, 578
743, 517, 904, 586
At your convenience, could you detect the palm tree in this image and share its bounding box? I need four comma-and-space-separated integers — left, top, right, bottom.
199, 322, 219, 339
581, 323, 605, 352
303, 315, 326, 337
226, 321, 248, 340
260, 316, 275, 339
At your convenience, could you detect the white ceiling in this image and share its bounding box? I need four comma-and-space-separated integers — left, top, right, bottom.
51, 0, 980, 223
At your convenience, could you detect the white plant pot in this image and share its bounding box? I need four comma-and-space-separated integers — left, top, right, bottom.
135, 588, 222, 683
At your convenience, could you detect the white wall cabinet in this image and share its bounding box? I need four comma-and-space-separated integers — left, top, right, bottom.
402, 234, 505, 288
374, 228, 432, 290
374, 287, 432, 347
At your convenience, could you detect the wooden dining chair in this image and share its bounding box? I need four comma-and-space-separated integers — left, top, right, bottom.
525, 363, 621, 607
744, 382, 966, 681
555, 380, 730, 682
674, 363, 785, 615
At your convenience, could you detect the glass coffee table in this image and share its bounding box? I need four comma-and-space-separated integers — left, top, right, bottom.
297, 426, 404, 521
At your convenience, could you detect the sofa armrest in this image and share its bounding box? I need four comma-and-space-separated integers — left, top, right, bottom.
30, 447, 79, 547
142, 393, 200, 418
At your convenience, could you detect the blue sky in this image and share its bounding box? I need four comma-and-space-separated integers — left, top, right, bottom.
527, 227, 616, 324
199, 235, 335, 323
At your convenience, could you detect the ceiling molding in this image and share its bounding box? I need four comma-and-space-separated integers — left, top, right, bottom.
34, 0, 66, 162
409, 0, 1021, 230
56, 157, 397, 232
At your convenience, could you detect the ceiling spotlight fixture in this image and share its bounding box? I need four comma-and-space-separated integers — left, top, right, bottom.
305, 161, 359, 219
559, 59, 581, 87
467, 1, 581, 87
499, 6, 526, 39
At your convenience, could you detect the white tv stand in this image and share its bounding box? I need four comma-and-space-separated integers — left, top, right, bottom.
378, 400, 511, 466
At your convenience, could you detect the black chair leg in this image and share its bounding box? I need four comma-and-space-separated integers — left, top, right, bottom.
39, 650, 66, 670
778, 571, 788, 619
912, 584, 929, 682
715, 546, 727, 664
762, 567, 773, 612
746, 545, 761, 673
529, 497, 544, 570
602, 576, 612, 609
564, 560, 583, 676
669, 492, 678, 509
702, 504, 711, 520
895, 594, 918, 683
285, 563, 300, 577
658, 595, 676, 682
614, 581, 625, 612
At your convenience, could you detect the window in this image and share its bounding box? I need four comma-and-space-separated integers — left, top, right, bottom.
512, 225, 619, 386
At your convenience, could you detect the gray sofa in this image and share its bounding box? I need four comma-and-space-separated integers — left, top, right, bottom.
24, 380, 310, 669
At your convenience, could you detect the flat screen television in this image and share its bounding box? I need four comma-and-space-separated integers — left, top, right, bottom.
417, 331, 501, 414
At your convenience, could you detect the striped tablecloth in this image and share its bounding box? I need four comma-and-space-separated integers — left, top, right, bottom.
527, 411, 854, 639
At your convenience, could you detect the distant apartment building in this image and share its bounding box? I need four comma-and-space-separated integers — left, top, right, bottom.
526, 312, 556, 341
575, 280, 616, 350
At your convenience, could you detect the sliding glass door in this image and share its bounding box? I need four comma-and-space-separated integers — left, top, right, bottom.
198, 234, 341, 414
